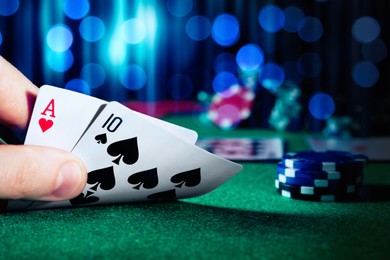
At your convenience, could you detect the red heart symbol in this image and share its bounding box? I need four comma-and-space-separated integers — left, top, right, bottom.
39, 118, 53, 133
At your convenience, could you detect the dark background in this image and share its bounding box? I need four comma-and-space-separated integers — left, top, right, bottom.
0, 0, 389, 136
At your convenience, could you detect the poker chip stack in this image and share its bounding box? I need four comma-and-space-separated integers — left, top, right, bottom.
275, 150, 368, 202
208, 85, 255, 129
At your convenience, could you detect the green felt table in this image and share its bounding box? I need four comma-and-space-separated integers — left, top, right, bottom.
1, 116, 390, 260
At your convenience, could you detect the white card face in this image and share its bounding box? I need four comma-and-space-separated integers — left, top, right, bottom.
20, 102, 242, 209
134, 111, 198, 145
307, 136, 390, 161
196, 137, 284, 161
24, 85, 106, 151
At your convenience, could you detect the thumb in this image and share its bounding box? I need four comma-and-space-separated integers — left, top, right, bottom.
0, 145, 87, 201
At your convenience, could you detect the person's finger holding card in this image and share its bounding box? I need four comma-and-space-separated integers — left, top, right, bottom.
0, 56, 87, 202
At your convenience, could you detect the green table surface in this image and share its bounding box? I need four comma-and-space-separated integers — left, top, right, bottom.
1, 116, 390, 260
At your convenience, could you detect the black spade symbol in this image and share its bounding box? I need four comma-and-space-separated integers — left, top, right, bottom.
127, 168, 158, 190
87, 166, 116, 191
107, 137, 139, 165
69, 191, 100, 205
170, 168, 201, 188
95, 133, 107, 144
147, 189, 177, 201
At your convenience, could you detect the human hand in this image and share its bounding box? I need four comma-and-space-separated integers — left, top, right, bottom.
0, 56, 87, 201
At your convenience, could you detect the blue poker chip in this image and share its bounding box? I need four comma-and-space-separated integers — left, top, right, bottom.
276, 162, 341, 180
282, 150, 368, 171
276, 186, 359, 202
276, 171, 363, 189
276, 173, 332, 187
276, 162, 364, 185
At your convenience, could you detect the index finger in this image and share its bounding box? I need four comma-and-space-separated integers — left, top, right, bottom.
0, 56, 39, 130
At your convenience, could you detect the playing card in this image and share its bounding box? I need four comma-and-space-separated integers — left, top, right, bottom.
196, 137, 284, 162
25, 85, 198, 151
15, 102, 242, 210
307, 136, 390, 161
24, 85, 107, 151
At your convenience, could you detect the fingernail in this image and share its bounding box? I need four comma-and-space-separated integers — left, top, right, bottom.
52, 162, 84, 198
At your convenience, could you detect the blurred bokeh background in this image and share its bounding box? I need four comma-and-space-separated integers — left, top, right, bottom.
0, 0, 389, 136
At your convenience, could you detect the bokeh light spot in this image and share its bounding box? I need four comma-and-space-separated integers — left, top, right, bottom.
167, 74, 193, 100
81, 63, 106, 88
197, 91, 209, 103
109, 29, 127, 65
352, 16, 380, 43
212, 72, 238, 94
297, 52, 322, 77
214, 62, 237, 74
63, 0, 89, 20
283, 6, 304, 33
283, 61, 303, 85
186, 15, 211, 41
192, 111, 213, 128
46, 49, 74, 72
258, 4, 285, 33
258, 62, 285, 91
79, 16, 105, 42
214, 52, 237, 74
352, 61, 379, 88
361, 39, 387, 63
0, 0, 19, 16
236, 44, 264, 73
212, 14, 240, 46
46, 24, 73, 52
167, 0, 193, 17
65, 79, 91, 95
298, 17, 323, 42
308, 92, 335, 120
120, 64, 147, 90
121, 18, 147, 44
